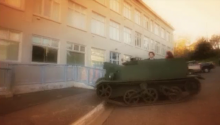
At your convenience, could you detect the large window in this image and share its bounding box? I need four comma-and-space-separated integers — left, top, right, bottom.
110, 0, 119, 13
0, 0, 25, 9
110, 52, 120, 65
68, 1, 86, 30
123, 27, 132, 44
135, 32, 141, 47
134, 9, 141, 25
143, 16, 149, 29
150, 39, 155, 51
91, 48, 105, 68
109, 21, 120, 41
143, 36, 149, 50
123, 2, 131, 20
91, 12, 105, 36
66, 42, 85, 66
155, 42, 159, 54
32, 35, 58, 63
0, 28, 21, 61
34, 0, 60, 21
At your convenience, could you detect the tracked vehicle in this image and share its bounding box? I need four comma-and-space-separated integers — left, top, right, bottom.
96, 58, 202, 106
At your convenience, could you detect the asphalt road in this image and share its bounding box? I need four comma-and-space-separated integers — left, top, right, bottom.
102, 67, 220, 125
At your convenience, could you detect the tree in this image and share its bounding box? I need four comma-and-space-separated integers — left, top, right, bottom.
190, 38, 214, 60
174, 38, 189, 58
210, 35, 220, 49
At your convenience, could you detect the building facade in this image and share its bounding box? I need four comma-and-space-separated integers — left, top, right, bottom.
0, 0, 174, 68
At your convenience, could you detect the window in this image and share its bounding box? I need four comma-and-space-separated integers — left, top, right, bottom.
95, 0, 107, 6
155, 42, 159, 54
123, 27, 132, 44
162, 45, 166, 55
0, 0, 25, 9
143, 16, 149, 29
123, 2, 131, 19
150, 39, 155, 51
34, 0, 60, 21
109, 21, 119, 41
143, 36, 149, 50
110, 52, 120, 65
161, 28, 165, 39
91, 12, 105, 36
135, 32, 141, 47
0, 28, 21, 61
123, 55, 131, 62
134, 9, 141, 25
91, 48, 105, 68
110, 0, 119, 13
154, 23, 159, 35
150, 20, 153, 32
68, 1, 86, 30
166, 32, 170, 42
32, 35, 58, 63
66, 42, 85, 66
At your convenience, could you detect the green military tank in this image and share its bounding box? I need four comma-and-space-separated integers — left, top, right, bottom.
96, 58, 202, 106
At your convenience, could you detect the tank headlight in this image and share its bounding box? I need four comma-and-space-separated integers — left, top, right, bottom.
109, 73, 114, 79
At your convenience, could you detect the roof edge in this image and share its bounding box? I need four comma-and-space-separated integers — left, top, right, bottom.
137, 0, 175, 31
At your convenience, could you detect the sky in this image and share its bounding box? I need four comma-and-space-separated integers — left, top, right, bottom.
143, 0, 220, 43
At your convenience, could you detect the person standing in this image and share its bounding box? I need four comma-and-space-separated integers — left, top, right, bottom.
148, 51, 155, 60
166, 51, 174, 59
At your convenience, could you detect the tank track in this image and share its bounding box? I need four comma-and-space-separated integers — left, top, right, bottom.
96, 77, 201, 107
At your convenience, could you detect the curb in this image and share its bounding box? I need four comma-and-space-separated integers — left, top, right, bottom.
71, 101, 106, 125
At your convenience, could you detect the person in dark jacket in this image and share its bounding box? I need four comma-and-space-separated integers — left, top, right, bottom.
148, 51, 155, 60
166, 51, 174, 59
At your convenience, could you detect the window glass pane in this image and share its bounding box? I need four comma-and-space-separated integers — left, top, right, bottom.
74, 44, 79, 51
67, 51, 85, 66
91, 48, 105, 68
32, 36, 42, 45
46, 48, 57, 63
0, 40, 19, 61
66, 42, 72, 50
51, 40, 58, 48
43, 0, 52, 17
32, 45, 46, 62
80, 46, 85, 52
52, 1, 60, 21
5, 0, 21, 8
34, 0, 42, 14
0, 28, 8, 39
9, 31, 20, 42
42, 38, 51, 46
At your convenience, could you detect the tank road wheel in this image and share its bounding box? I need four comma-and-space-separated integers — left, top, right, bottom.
167, 87, 182, 101
96, 84, 112, 99
123, 90, 139, 105
142, 88, 158, 104
185, 79, 201, 95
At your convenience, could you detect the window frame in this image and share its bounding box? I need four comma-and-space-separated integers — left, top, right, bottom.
67, 1, 87, 31
33, 0, 61, 22
91, 48, 105, 68
123, 2, 131, 20
66, 42, 86, 66
91, 12, 106, 37
143, 36, 149, 50
135, 32, 141, 48
0, 27, 22, 62
110, 51, 120, 65
123, 27, 132, 45
109, 20, 120, 41
134, 9, 141, 25
31, 35, 59, 64
110, 0, 120, 13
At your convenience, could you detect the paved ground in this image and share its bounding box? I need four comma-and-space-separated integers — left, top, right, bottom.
102, 67, 220, 125
0, 87, 101, 125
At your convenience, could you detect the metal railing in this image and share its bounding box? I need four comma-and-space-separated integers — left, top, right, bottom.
0, 62, 105, 88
